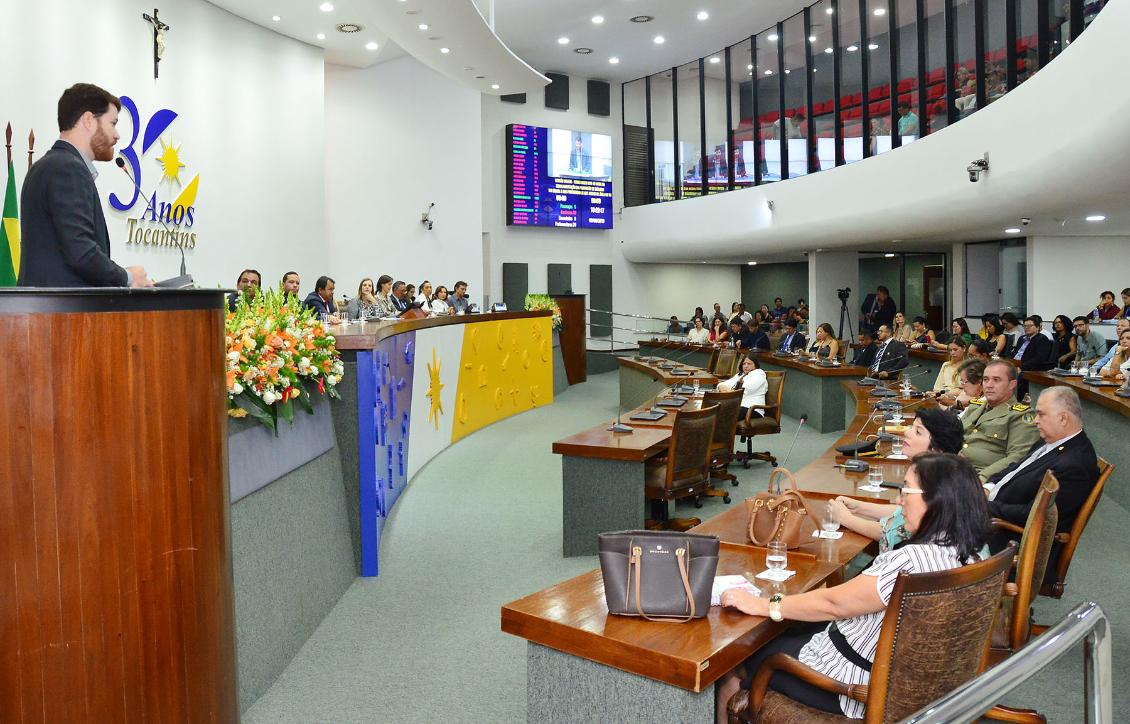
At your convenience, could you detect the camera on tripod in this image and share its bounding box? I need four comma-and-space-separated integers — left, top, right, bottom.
836, 287, 851, 302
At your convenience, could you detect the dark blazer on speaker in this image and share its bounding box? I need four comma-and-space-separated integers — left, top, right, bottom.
18, 140, 128, 287
987, 431, 1099, 535
1010, 332, 1054, 371
870, 339, 909, 374
777, 330, 806, 352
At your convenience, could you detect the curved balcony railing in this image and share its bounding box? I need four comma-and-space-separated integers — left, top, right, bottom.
621, 0, 1109, 206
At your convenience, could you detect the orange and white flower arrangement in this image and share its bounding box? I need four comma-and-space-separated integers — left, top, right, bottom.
225, 288, 344, 432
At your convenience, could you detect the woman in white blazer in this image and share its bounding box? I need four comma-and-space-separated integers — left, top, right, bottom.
717, 355, 768, 419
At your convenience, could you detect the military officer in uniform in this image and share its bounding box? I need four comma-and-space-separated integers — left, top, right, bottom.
960, 360, 1041, 481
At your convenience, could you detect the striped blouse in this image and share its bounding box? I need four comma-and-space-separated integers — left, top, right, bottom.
797, 543, 972, 718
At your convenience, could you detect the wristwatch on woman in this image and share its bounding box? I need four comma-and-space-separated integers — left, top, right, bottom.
768, 593, 784, 622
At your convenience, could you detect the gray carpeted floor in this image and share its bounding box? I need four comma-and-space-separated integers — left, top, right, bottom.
244, 371, 1126, 723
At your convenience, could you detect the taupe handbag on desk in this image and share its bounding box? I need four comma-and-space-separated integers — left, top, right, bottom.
746, 468, 818, 549
598, 530, 720, 622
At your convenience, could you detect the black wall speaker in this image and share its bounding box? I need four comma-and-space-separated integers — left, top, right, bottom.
544, 73, 570, 110
587, 80, 610, 117
501, 93, 526, 104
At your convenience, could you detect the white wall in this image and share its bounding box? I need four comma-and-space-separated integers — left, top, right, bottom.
1028, 236, 1129, 319
325, 58, 482, 300
0, 0, 325, 288
808, 251, 860, 342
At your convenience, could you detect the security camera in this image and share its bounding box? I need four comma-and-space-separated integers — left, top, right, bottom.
1021, 217, 1031, 226
967, 153, 989, 183
421, 202, 435, 231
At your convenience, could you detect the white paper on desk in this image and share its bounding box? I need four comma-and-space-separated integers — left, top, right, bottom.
711, 575, 761, 606
812, 530, 844, 539
755, 569, 796, 582
858, 484, 885, 493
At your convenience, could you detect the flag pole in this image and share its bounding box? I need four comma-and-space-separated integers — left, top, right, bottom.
27, 129, 35, 170
4, 123, 11, 166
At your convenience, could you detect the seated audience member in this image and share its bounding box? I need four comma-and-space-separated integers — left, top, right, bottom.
1092, 289, 1121, 320
227, 268, 261, 311
727, 302, 743, 326
981, 315, 1009, 356
405, 284, 416, 303
373, 274, 396, 317
908, 316, 936, 348
985, 387, 1100, 578
932, 339, 967, 395
1011, 315, 1054, 370
930, 317, 973, 351
1000, 312, 1022, 350
303, 275, 340, 323
728, 319, 767, 351
1093, 317, 1130, 371
717, 355, 768, 420
1122, 288, 1130, 319
449, 280, 471, 314
430, 285, 452, 315
860, 285, 896, 333
711, 302, 727, 324
795, 298, 809, 320
777, 317, 806, 352
1100, 328, 1130, 381
751, 310, 767, 331
687, 316, 710, 344
891, 312, 915, 344
345, 277, 379, 319
828, 408, 966, 549
666, 316, 683, 334
746, 320, 772, 351
769, 297, 788, 320
1072, 316, 1106, 365
716, 453, 991, 721
939, 358, 986, 413
415, 280, 434, 312
390, 281, 411, 312
709, 317, 730, 346
960, 360, 1041, 482
739, 303, 754, 325
807, 322, 840, 360
967, 337, 993, 362
281, 271, 301, 301
1050, 314, 1077, 369
869, 324, 909, 379
852, 330, 878, 368
687, 306, 706, 331
756, 303, 770, 323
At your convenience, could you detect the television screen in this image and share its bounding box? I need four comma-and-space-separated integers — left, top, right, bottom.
506, 124, 613, 229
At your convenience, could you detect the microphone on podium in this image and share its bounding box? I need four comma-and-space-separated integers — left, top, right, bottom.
115, 156, 190, 279
770, 414, 808, 493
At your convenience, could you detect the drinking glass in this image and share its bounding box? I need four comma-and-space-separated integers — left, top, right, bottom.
822, 503, 841, 533
891, 437, 905, 457
868, 467, 883, 488
890, 410, 904, 425
693, 380, 701, 396
320, 313, 333, 326
766, 541, 788, 572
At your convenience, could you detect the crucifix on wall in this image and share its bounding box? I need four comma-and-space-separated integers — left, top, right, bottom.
143, 8, 170, 79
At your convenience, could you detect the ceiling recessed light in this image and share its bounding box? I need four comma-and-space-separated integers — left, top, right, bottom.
491, 83, 500, 90
709, 56, 720, 64
768, 33, 779, 41
813, 68, 818, 73
591, 15, 604, 24
630, 15, 653, 23
884, 253, 896, 258
747, 261, 758, 266
1005, 227, 1022, 234
697, 10, 709, 21
1085, 214, 1107, 222
557, 36, 569, 44
747, 63, 753, 70
365, 41, 379, 50
609, 56, 620, 64
764, 69, 773, 75
784, 69, 791, 74
874, 7, 887, 15
868, 43, 879, 50
336, 23, 362, 33
319, 2, 334, 12
440, 46, 450, 53
824, 47, 833, 54
417, 23, 428, 30
653, 35, 665, 44
826, 7, 834, 14
808, 34, 816, 42
847, 44, 859, 52
573, 47, 592, 54
272, 15, 281, 21
316, 32, 325, 40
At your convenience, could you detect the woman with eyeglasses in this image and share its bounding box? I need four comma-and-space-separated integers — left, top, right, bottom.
716, 453, 991, 721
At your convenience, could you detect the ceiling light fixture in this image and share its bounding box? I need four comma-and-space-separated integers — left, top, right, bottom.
418, 23, 428, 30
748, 261, 758, 266
808, 34, 816, 42
747, 63, 753, 70
826, 7, 834, 14
609, 56, 620, 64
440, 47, 450, 53
768, 33, 779, 41
709, 56, 720, 64
764, 69, 773, 75
491, 84, 500, 90
697, 10, 710, 21
272, 15, 281, 21
591, 15, 604, 24
824, 47, 833, 54
1005, 227, 1022, 234
319, 2, 334, 12
884, 253, 896, 258
316, 32, 326, 40
557, 36, 569, 45
784, 69, 791, 74
653, 35, 665, 44
365, 41, 379, 50
573, 47, 592, 54
847, 44, 859, 52
868, 43, 879, 50
1085, 214, 1107, 222
630, 15, 653, 23
874, 7, 887, 15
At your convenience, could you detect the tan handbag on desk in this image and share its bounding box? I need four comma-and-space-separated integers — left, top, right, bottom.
746, 468, 817, 549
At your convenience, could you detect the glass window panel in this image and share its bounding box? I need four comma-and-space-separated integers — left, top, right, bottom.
810, 0, 836, 170
1048, 0, 1068, 62
755, 28, 781, 182
923, 0, 948, 134
783, 14, 810, 177
650, 71, 675, 202
953, 0, 978, 119
838, 0, 863, 164
866, 0, 893, 155
1016, 0, 1041, 84
729, 37, 756, 188
676, 59, 703, 198
622, 78, 649, 205
623, 78, 647, 127
704, 49, 729, 194
982, 0, 1008, 104
893, 0, 922, 144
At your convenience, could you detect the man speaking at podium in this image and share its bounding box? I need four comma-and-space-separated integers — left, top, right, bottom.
18, 83, 151, 288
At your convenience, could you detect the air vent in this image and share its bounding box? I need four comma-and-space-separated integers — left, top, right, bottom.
630, 15, 654, 23
336, 23, 362, 33
573, 47, 593, 54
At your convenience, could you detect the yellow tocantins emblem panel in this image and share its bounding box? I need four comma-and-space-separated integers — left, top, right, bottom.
451, 317, 554, 443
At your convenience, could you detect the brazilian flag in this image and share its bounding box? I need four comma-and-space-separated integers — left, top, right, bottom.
0, 156, 18, 286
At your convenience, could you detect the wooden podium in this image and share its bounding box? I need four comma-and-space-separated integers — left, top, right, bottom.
551, 294, 587, 385
0, 289, 238, 722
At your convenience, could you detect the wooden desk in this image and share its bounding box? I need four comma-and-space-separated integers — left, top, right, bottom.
637, 339, 719, 370
617, 356, 719, 411
755, 353, 870, 433
502, 544, 843, 721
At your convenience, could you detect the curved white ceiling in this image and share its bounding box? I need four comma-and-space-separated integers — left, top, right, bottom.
620, 2, 1130, 264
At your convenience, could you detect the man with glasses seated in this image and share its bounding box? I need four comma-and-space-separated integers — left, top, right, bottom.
1072, 316, 1106, 367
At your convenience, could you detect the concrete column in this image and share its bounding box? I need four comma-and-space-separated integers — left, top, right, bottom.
808, 250, 860, 343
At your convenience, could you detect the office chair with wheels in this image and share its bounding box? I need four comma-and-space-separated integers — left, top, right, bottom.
700, 389, 743, 501
1038, 457, 1112, 599
644, 405, 717, 531
734, 370, 785, 468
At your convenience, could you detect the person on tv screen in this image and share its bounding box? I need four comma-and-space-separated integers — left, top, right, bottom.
568, 134, 591, 175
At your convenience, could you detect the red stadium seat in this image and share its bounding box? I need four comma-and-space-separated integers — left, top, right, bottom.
927, 68, 944, 83
896, 78, 917, 92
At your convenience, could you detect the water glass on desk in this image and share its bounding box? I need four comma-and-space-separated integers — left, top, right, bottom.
891, 437, 904, 457
693, 380, 701, 396
822, 502, 841, 534
868, 467, 883, 488
766, 541, 788, 572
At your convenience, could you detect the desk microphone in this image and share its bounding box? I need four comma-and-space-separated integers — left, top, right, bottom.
771, 414, 808, 493
115, 156, 188, 278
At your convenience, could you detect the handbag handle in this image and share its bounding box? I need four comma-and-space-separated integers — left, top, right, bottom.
631, 546, 696, 623
767, 467, 799, 494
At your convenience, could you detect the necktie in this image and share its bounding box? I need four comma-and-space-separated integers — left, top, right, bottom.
1015, 335, 1031, 359
871, 342, 888, 372
987, 444, 1053, 500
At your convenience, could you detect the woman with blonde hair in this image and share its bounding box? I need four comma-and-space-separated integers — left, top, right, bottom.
345, 277, 379, 320
892, 311, 914, 344
1101, 329, 1130, 381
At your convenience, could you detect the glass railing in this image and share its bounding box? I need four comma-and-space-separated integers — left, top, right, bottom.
622, 0, 1109, 205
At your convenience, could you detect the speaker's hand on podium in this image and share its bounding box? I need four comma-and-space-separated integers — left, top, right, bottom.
127, 266, 155, 288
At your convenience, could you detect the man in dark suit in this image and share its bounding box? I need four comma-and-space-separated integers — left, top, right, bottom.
777, 317, 806, 352
852, 330, 878, 368
985, 387, 1100, 580
18, 83, 149, 288
1010, 315, 1054, 398
390, 281, 410, 312
859, 285, 896, 334
303, 275, 340, 323
869, 324, 909, 379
